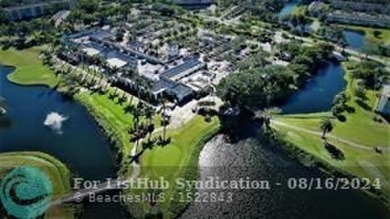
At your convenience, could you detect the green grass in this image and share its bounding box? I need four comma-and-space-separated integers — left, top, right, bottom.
75, 91, 136, 157
75, 89, 161, 158
0, 46, 59, 88
0, 152, 74, 218
142, 116, 220, 177
272, 61, 390, 201
124, 115, 220, 217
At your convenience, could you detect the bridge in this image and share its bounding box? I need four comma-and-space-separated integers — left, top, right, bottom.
50, 178, 128, 206
51, 138, 143, 206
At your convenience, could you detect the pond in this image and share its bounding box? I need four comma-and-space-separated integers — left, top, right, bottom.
0, 66, 126, 218
343, 30, 366, 50
278, 0, 300, 19
280, 61, 346, 114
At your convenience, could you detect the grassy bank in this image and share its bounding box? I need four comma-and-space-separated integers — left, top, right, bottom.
75, 91, 136, 159
0, 46, 223, 217
271, 61, 390, 203
76, 88, 221, 218
123, 115, 220, 218
0, 47, 59, 88
0, 152, 74, 218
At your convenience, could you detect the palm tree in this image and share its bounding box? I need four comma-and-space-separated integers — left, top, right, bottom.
320, 117, 333, 139
262, 108, 280, 130
160, 98, 170, 143
132, 106, 141, 132
145, 106, 155, 142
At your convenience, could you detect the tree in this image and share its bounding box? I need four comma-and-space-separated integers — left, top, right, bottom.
351, 61, 386, 88
217, 65, 295, 109
145, 106, 155, 142
79, 0, 99, 14
320, 118, 333, 139
354, 86, 367, 101
373, 30, 382, 38
115, 28, 125, 42
160, 98, 170, 143
132, 105, 141, 132
333, 92, 348, 106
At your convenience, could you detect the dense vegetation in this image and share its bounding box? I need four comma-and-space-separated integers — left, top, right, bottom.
350, 60, 388, 89
217, 42, 334, 109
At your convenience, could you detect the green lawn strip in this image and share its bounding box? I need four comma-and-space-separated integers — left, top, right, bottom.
0, 151, 74, 218
133, 116, 220, 216
0, 47, 59, 88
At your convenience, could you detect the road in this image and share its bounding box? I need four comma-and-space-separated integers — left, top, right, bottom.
197, 11, 390, 67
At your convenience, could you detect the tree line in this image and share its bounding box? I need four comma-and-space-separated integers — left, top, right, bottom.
217, 42, 335, 110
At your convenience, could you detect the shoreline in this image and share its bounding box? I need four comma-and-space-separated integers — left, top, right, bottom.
1, 49, 222, 217
265, 128, 389, 208
270, 61, 390, 208
2, 46, 388, 216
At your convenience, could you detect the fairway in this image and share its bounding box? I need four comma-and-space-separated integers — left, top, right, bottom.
124, 115, 221, 215
0, 47, 59, 88
272, 62, 390, 201
142, 116, 220, 177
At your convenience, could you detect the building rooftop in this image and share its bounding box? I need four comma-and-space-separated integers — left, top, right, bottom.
161, 58, 202, 80
376, 85, 390, 115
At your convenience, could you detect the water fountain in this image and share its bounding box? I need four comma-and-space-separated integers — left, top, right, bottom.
43, 112, 67, 134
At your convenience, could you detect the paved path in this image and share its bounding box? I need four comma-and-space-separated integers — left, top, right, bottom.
271, 120, 389, 152
50, 138, 142, 206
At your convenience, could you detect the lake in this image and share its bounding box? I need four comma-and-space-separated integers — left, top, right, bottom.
343, 30, 366, 50
0, 66, 126, 218
278, 0, 300, 19
181, 134, 389, 219
280, 61, 346, 114
182, 60, 388, 218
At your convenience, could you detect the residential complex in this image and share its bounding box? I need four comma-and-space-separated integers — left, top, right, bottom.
327, 12, 390, 28
376, 85, 390, 115
326, 0, 390, 28
330, 0, 390, 15
61, 27, 216, 105
4, 0, 75, 21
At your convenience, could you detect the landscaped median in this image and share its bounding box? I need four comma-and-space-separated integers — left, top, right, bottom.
270, 62, 390, 205
0, 152, 74, 218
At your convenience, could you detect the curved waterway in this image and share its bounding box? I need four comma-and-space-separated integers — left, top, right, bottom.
281, 61, 346, 114
0, 66, 125, 218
